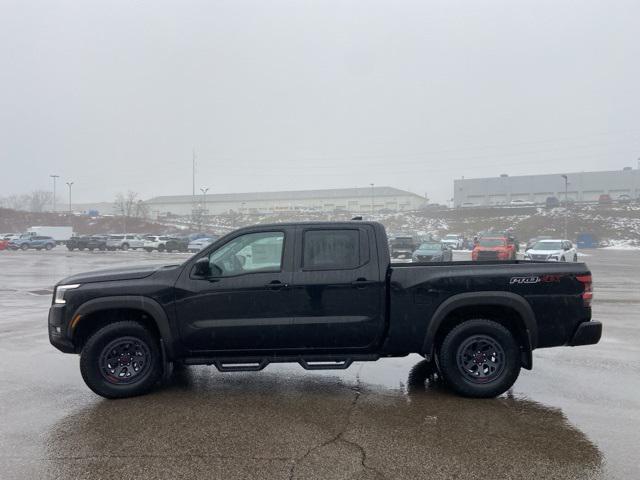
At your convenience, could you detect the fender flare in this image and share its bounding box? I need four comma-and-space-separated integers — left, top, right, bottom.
73, 296, 176, 358
421, 291, 538, 361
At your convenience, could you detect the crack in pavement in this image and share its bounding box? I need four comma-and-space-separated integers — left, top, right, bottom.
288, 365, 386, 480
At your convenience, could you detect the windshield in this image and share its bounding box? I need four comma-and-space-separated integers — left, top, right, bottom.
532, 241, 563, 250
418, 242, 441, 250
479, 238, 506, 247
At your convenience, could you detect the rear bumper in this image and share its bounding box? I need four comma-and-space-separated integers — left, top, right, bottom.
569, 320, 602, 346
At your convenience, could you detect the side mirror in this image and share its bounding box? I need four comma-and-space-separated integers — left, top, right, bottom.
193, 257, 211, 278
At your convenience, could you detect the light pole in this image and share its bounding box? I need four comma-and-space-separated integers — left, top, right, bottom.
66, 181, 74, 213
561, 175, 569, 239
370, 183, 374, 214
50, 174, 59, 212
200, 187, 209, 230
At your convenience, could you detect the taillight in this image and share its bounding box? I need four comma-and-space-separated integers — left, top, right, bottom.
576, 274, 593, 307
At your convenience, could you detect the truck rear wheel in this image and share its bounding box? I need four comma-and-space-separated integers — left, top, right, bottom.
80, 321, 163, 399
438, 319, 520, 398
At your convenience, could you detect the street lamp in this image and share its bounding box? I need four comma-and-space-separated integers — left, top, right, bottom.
370, 183, 375, 214
50, 175, 59, 212
561, 175, 569, 239
66, 181, 74, 214
200, 187, 209, 228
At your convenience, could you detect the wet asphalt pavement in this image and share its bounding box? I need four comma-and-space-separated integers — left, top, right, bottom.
0, 248, 638, 479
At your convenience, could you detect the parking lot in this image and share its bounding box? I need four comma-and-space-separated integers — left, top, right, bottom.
0, 248, 638, 479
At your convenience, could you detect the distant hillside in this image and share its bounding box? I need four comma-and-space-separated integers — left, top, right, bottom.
2, 204, 639, 246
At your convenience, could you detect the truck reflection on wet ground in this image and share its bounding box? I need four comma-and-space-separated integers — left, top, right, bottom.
41, 361, 602, 480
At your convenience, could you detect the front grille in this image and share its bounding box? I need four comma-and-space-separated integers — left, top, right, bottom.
416, 255, 433, 262
531, 254, 548, 261
477, 251, 499, 260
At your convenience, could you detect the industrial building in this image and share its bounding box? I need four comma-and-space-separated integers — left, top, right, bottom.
453, 168, 640, 207
146, 187, 426, 217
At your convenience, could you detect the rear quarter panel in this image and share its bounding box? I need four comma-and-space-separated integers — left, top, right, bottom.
385, 261, 591, 354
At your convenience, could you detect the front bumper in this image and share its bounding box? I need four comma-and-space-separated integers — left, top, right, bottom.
48, 305, 75, 353
569, 320, 602, 346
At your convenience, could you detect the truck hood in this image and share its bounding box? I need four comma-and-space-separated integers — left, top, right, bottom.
58, 264, 178, 285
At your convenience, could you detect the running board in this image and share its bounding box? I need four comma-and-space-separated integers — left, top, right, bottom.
183, 354, 379, 372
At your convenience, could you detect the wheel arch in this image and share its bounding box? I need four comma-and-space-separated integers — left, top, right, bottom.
71, 296, 176, 358
422, 292, 537, 369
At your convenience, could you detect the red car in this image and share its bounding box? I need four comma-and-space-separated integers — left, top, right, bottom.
472, 236, 517, 261
0, 239, 9, 251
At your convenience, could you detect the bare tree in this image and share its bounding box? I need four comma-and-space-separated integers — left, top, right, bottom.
114, 191, 139, 218
134, 200, 149, 220
1, 194, 30, 211
29, 190, 53, 212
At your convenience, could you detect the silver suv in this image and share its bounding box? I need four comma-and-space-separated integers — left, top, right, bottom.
106, 234, 144, 251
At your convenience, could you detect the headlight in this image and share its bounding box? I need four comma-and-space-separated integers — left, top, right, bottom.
54, 284, 81, 304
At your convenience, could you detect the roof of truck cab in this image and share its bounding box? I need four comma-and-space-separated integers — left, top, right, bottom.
232, 221, 385, 229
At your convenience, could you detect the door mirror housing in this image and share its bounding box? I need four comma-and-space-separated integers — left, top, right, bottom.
193, 257, 211, 278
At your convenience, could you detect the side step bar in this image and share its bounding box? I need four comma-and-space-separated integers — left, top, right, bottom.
183, 354, 380, 372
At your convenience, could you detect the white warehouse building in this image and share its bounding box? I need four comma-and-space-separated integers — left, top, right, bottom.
146, 187, 426, 217
453, 168, 640, 207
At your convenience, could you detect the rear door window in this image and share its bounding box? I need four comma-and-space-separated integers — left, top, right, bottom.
303, 229, 360, 270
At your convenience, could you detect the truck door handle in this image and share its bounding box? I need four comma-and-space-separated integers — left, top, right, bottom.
351, 278, 375, 288
265, 280, 288, 290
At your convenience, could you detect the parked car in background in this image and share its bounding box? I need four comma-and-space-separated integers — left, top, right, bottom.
143, 235, 171, 252
0, 238, 9, 251
165, 236, 190, 252
441, 234, 464, 250
9, 235, 56, 251
524, 239, 578, 262
106, 234, 144, 251
545, 196, 560, 208
389, 235, 418, 259
187, 237, 216, 253
617, 194, 631, 203
86, 235, 108, 251
526, 235, 552, 250
67, 236, 91, 251
509, 199, 535, 206
27, 226, 74, 244
411, 241, 453, 262
472, 236, 517, 261
598, 194, 612, 205
1, 233, 21, 241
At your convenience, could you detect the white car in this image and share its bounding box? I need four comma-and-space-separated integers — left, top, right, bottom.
143, 235, 171, 252
524, 239, 578, 262
106, 234, 145, 251
510, 199, 535, 206
441, 234, 463, 250
187, 237, 215, 253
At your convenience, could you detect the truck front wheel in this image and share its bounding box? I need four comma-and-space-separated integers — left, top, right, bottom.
438, 319, 521, 398
80, 321, 163, 399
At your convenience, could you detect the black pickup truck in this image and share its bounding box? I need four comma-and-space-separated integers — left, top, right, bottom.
49, 221, 601, 399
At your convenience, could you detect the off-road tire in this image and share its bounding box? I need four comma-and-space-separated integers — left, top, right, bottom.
80, 321, 163, 399
438, 319, 521, 398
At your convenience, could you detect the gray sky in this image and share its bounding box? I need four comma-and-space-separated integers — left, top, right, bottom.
1, 0, 639, 204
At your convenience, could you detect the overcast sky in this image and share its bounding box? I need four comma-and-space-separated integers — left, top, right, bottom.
1, 0, 639, 204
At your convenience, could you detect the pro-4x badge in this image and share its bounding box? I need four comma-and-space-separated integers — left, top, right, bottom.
510, 276, 540, 285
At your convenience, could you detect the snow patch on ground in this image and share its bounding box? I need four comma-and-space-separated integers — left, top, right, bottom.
601, 239, 640, 250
